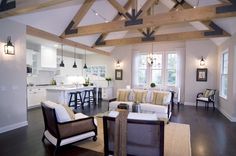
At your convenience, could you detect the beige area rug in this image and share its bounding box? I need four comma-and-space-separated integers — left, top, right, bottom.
75, 118, 191, 156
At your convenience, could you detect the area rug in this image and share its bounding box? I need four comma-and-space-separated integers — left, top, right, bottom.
75, 118, 191, 156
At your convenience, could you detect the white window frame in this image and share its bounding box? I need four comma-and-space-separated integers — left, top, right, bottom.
165, 52, 177, 86
220, 50, 229, 99
135, 51, 177, 87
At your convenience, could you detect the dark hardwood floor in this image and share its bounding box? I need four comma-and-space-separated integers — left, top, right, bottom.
0, 101, 236, 156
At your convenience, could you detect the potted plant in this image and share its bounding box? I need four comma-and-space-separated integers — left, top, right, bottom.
150, 82, 156, 88
105, 77, 112, 86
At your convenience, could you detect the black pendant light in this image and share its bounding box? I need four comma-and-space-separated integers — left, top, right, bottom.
73, 47, 77, 68
83, 49, 87, 69
59, 44, 65, 67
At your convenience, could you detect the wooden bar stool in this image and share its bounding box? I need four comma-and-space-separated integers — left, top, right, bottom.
68, 92, 78, 109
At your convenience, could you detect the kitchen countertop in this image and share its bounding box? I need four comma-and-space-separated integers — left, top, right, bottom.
46, 86, 95, 91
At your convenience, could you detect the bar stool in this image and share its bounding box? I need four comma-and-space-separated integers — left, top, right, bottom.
77, 91, 84, 109
83, 89, 96, 106
68, 91, 83, 110
98, 87, 102, 102
68, 92, 78, 109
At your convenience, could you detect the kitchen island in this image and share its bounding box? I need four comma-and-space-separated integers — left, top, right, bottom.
46, 86, 95, 105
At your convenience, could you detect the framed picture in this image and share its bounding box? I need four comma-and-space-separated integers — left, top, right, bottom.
196, 68, 208, 81
115, 69, 123, 80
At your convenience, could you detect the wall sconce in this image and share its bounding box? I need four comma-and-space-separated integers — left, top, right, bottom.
200, 56, 205, 66
116, 60, 121, 68
4, 36, 15, 55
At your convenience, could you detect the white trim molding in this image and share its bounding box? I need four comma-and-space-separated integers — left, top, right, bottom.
0, 121, 28, 134
218, 107, 236, 122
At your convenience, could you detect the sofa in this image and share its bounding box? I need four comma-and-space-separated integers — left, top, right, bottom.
108, 89, 172, 120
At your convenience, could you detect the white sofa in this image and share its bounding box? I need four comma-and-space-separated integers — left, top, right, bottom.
108, 89, 172, 120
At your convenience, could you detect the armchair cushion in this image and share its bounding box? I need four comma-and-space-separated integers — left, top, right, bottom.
203, 89, 215, 98
196, 97, 209, 102
62, 105, 75, 120
43, 101, 71, 122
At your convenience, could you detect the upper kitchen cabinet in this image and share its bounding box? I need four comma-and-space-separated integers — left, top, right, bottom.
40, 46, 57, 69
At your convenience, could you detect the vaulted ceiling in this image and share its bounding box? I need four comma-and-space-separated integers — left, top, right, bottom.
2, 0, 236, 55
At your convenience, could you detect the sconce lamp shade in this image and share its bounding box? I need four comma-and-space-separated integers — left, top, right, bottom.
200, 56, 205, 66
116, 60, 121, 68
4, 37, 15, 55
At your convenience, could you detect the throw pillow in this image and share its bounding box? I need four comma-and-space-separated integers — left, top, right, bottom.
117, 90, 130, 101
203, 90, 210, 97
152, 91, 169, 105
134, 91, 147, 103
62, 105, 75, 120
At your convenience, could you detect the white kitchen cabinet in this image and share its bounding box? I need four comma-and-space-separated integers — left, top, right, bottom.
41, 46, 57, 68
27, 87, 46, 108
102, 87, 113, 100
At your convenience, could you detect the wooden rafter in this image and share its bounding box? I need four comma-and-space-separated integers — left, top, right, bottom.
63, 3, 236, 38
180, 1, 230, 36
0, 0, 75, 19
94, 30, 230, 47
60, 0, 95, 36
94, 0, 157, 46
26, 26, 110, 56
92, 0, 133, 47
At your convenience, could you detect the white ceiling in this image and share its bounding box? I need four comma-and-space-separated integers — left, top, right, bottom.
9, 0, 236, 53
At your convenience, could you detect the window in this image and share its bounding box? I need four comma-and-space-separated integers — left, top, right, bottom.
135, 52, 177, 86
137, 54, 147, 85
152, 54, 162, 85
166, 53, 177, 85
220, 51, 228, 98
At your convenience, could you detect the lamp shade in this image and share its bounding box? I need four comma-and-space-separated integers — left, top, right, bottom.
200, 56, 205, 66
4, 37, 15, 55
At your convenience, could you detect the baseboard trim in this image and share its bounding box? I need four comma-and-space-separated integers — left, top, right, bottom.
0, 121, 28, 134
218, 107, 236, 122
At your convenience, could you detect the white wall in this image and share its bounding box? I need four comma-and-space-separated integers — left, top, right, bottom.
184, 40, 218, 105
0, 19, 27, 133
217, 33, 236, 121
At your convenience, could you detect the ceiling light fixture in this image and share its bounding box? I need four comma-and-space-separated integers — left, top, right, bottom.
147, 43, 155, 66
73, 47, 77, 68
83, 49, 87, 69
59, 44, 65, 67
4, 36, 15, 55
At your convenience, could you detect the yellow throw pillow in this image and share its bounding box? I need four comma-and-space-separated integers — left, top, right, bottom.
134, 91, 147, 103
152, 92, 169, 105
63, 105, 75, 120
203, 90, 210, 97
117, 90, 130, 101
